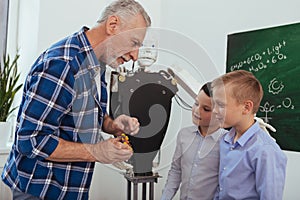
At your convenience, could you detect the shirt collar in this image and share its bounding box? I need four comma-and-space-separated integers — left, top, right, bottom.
224, 121, 260, 147
78, 27, 106, 77
79, 27, 94, 54
210, 128, 227, 142
195, 126, 225, 142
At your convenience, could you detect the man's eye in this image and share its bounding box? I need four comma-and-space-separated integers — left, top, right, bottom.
218, 103, 225, 108
132, 40, 141, 47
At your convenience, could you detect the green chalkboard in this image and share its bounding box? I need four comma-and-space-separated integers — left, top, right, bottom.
226, 22, 300, 152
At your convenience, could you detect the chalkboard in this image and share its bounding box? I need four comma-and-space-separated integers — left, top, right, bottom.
226, 22, 300, 152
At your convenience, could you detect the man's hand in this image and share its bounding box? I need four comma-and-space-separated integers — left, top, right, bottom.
113, 114, 140, 136
103, 114, 140, 136
90, 137, 133, 164
46, 137, 133, 163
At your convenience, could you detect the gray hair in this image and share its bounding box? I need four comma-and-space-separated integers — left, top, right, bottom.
97, 0, 151, 27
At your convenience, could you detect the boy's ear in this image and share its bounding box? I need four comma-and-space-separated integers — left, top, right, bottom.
242, 100, 254, 114
106, 15, 120, 35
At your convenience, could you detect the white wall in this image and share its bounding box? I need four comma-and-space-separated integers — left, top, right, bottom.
159, 1, 300, 200
8, 0, 300, 199
0, 0, 9, 59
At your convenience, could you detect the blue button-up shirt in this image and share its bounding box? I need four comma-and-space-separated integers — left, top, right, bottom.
215, 121, 287, 200
1, 27, 107, 200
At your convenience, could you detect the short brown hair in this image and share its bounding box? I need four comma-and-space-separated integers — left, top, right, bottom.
211, 70, 263, 113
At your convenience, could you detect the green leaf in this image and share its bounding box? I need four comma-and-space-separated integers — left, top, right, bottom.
0, 54, 23, 121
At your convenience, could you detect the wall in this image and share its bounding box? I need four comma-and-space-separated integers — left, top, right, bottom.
159, 1, 300, 200
0, 0, 9, 59
8, 0, 300, 199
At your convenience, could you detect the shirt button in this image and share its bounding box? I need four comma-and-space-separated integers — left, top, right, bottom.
223, 167, 226, 170
220, 188, 223, 191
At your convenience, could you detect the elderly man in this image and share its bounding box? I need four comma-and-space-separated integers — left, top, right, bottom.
1, 0, 151, 199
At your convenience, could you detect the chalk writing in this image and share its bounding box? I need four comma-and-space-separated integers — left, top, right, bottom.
259, 101, 275, 123
260, 97, 295, 123
268, 78, 284, 95
258, 77, 295, 122
229, 40, 287, 72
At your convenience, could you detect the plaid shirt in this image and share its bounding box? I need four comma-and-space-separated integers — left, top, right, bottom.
1, 27, 107, 200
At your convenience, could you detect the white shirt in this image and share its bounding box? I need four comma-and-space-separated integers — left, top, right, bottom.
161, 126, 227, 200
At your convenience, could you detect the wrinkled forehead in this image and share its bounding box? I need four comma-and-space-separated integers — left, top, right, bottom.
121, 13, 148, 41
119, 27, 147, 43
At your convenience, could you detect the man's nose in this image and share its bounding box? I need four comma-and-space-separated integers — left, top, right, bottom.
129, 48, 139, 61
213, 105, 218, 114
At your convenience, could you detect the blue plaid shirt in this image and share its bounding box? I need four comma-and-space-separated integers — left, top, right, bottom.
1, 27, 108, 200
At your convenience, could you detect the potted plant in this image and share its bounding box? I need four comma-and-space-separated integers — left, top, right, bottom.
0, 54, 23, 147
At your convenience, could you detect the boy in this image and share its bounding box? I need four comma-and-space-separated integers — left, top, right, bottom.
161, 82, 227, 200
212, 70, 287, 199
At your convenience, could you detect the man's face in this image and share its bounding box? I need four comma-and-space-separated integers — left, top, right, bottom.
99, 14, 147, 68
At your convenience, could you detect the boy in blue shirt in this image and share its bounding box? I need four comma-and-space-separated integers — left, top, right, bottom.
212, 70, 287, 200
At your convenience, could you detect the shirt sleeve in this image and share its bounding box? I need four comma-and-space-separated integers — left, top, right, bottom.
255, 144, 287, 200
161, 131, 183, 200
16, 59, 75, 160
